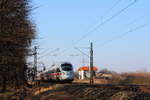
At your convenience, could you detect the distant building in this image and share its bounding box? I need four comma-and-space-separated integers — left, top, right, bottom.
78, 66, 98, 80
96, 73, 113, 80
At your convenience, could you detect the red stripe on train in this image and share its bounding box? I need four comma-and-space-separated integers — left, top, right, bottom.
48, 73, 64, 76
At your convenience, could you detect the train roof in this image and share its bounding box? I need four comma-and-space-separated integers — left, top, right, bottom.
47, 62, 72, 70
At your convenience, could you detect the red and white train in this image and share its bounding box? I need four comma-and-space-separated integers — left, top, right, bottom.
41, 62, 74, 82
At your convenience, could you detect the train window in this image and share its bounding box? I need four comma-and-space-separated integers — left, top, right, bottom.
61, 64, 72, 71
57, 68, 60, 72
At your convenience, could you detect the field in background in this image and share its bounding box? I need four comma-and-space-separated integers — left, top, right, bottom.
106, 72, 150, 85
73, 71, 150, 85
75, 71, 150, 85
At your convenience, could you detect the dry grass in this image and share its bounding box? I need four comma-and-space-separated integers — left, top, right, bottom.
34, 84, 63, 96
32, 84, 150, 100
108, 72, 150, 85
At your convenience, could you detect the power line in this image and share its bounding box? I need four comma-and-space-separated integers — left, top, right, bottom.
74, 0, 137, 44
103, 0, 123, 17
97, 21, 150, 47
87, 0, 123, 34
60, 0, 138, 55
125, 11, 150, 26
93, 11, 150, 45
38, 48, 60, 59
39, 47, 52, 55
74, 47, 89, 58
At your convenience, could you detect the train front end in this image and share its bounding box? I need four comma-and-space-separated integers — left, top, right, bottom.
59, 63, 74, 82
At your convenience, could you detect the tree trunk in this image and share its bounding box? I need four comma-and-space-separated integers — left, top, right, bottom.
2, 75, 6, 92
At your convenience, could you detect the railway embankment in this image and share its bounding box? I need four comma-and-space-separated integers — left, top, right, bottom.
1, 82, 150, 100
31, 83, 150, 100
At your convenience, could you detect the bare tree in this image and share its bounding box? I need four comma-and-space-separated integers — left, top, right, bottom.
0, 0, 35, 92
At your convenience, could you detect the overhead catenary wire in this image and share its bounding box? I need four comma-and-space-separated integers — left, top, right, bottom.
74, 47, 89, 58
38, 48, 60, 59
87, 0, 123, 32
93, 10, 150, 45
38, 0, 139, 59
102, 0, 123, 17
97, 21, 150, 48
60, 0, 138, 55
39, 47, 52, 56
74, 0, 137, 44
125, 11, 150, 26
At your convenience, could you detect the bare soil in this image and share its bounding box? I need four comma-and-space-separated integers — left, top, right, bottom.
31, 82, 150, 100
1, 82, 150, 100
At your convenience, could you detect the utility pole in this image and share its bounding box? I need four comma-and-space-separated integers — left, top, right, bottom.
89, 42, 94, 84
33, 46, 37, 80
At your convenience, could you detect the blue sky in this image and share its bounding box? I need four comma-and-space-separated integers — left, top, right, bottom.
31, 0, 150, 72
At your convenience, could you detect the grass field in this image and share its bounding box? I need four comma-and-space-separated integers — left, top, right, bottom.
107, 72, 150, 85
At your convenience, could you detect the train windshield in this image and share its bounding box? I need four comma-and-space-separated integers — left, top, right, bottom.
61, 64, 73, 71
